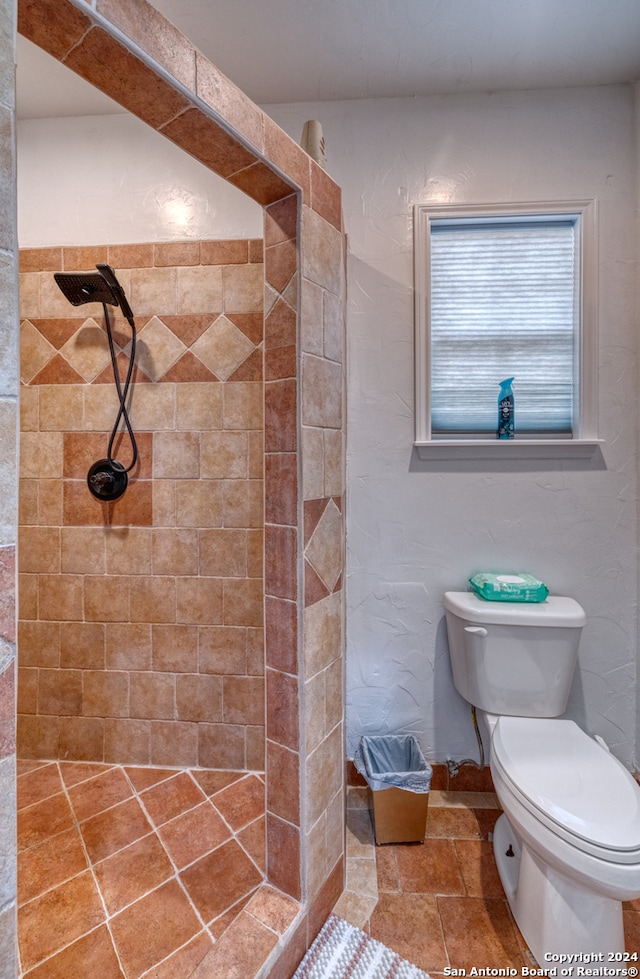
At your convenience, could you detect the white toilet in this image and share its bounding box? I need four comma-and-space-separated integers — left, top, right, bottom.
443, 590, 640, 964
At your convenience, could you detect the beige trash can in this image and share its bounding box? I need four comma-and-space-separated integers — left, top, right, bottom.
356, 735, 432, 845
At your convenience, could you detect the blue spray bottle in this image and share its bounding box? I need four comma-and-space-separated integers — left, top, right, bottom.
496, 377, 515, 439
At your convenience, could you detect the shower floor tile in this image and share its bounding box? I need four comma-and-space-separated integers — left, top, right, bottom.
16, 759, 272, 977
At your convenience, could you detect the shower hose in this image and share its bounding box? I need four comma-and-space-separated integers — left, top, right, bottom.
100, 301, 138, 478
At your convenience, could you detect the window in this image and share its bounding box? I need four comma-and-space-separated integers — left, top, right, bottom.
413, 201, 600, 458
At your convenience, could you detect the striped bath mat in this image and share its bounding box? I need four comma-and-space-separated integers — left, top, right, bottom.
293, 914, 431, 979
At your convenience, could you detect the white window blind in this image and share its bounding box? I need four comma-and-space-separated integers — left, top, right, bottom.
429, 218, 578, 437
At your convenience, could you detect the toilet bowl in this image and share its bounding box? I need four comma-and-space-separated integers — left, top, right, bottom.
483, 712, 640, 962
443, 590, 640, 963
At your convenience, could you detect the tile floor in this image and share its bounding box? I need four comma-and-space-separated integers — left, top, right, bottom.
337, 786, 640, 976
16, 758, 299, 978
19, 762, 640, 978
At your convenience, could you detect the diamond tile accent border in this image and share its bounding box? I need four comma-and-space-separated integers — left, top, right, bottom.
304, 497, 344, 606
21, 306, 263, 387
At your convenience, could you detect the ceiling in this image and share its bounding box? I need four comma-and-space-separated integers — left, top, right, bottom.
16, 0, 640, 119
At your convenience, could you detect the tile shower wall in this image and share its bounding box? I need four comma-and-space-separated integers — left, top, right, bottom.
18, 240, 266, 770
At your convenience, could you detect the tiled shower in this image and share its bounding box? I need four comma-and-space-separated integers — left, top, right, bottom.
7, 0, 348, 974
19, 241, 267, 770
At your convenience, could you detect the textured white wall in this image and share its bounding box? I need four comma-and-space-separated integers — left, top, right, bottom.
17, 114, 262, 246
268, 86, 639, 767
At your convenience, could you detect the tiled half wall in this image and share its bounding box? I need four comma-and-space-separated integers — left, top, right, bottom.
18, 240, 266, 770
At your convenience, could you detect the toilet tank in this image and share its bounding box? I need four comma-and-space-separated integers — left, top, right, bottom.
443, 591, 586, 717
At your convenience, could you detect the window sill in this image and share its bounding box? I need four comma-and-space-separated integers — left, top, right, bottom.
414, 439, 604, 460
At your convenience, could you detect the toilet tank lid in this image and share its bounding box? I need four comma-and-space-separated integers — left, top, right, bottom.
443, 591, 586, 628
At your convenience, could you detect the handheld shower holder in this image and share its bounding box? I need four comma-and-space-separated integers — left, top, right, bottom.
54, 264, 138, 500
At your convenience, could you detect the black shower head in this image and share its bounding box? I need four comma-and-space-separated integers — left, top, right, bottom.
54, 264, 134, 325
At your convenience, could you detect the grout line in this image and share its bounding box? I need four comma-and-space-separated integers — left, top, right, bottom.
57, 761, 128, 978
125, 767, 221, 943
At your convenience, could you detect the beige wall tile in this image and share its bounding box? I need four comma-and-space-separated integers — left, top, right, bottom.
39, 573, 84, 621
128, 384, 177, 431
176, 673, 223, 722
223, 675, 265, 726
106, 623, 152, 671
175, 383, 223, 431
175, 480, 223, 528
18, 620, 60, 668
19, 526, 61, 574
60, 322, 112, 382
19, 479, 37, 526
84, 575, 130, 623
323, 429, 344, 498
323, 291, 344, 364
20, 432, 63, 480
301, 426, 324, 501
176, 576, 223, 625
304, 592, 342, 680
325, 657, 344, 736
199, 626, 247, 675
199, 529, 247, 577
305, 671, 326, 754
151, 529, 198, 576
300, 278, 324, 357
83, 384, 121, 432
176, 266, 223, 314
106, 528, 153, 575
130, 671, 175, 719
223, 382, 263, 430
20, 387, 38, 432
20, 320, 55, 384
152, 623, 198, 672
222, 265, 263, 312
60, 622, 106, 670
221, 480, 263, 529
301, 207, 344, 296
37, 479, 63, 527
129, 575, 176, 623
150, 720, 198, 766
305, 724, 343, 827
19, 274, 40, 320
152, 480, 176, 527
305, 500, 343, 592
200, 432, 248, 479
130, 267, 178, 316
135, 316, 187, 382
153, 431, 200, 479
39, 385, 84, 432
104, 718, 151, 765
192, 315, 254, 381
224, 577, 263, 628
301, 354, 342, 430
61, 527, 106, 574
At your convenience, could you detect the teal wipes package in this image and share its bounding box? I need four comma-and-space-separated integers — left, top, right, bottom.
469, 572, 549, 603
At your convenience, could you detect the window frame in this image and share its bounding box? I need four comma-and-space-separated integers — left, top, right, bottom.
413, 200, 601, 459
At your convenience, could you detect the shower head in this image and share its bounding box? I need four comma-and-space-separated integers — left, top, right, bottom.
54, 264, 134, 324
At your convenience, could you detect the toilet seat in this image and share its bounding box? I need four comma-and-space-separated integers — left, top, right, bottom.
492, 716, 640, 864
